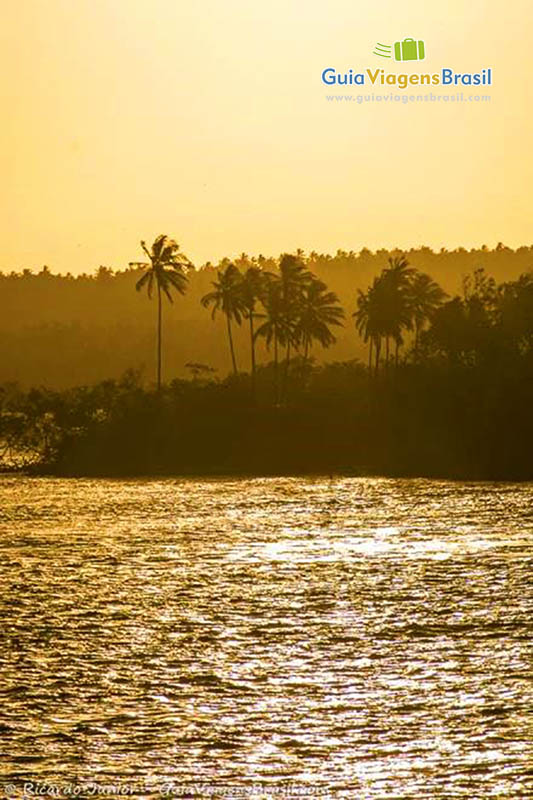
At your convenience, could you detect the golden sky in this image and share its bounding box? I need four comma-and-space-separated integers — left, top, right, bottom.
1, 0, 531, 273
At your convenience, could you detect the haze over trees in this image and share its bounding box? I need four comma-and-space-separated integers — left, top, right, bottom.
2, 241, 533, 479
1, 243, 532, 388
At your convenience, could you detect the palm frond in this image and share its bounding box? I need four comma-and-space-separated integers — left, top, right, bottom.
135, 272, 151, 292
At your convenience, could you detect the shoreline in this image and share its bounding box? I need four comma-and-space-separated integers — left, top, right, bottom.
6, 465, 533, 484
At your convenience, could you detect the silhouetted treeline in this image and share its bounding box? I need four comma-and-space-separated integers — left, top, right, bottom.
2, 352, 533, 479
3, 248, 533, 479
2, 244, 532, 387
0, 259, 532, 479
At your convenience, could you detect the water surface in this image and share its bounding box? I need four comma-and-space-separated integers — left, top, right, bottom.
0, 476, 532, 798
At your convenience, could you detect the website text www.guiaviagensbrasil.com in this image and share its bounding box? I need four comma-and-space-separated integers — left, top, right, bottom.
325, 92, 491, 103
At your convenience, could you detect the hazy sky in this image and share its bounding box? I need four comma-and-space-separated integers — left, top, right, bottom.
2, 0, 531, 273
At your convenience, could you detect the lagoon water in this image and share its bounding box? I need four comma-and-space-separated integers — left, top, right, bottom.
0, 476, 532, 798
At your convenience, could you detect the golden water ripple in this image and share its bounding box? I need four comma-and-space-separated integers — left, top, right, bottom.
0, 477, 532, 798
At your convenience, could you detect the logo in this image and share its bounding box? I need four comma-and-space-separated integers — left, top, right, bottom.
321, 37, 492, 90
373, 38, 426, 61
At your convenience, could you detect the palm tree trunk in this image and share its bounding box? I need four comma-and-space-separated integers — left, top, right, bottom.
385, 336, 390, 371
374, 337, 381, 377
395, 339, 399, 369
227, 314, 238, 375
157, 282, 162, 391
282, 340, 291, 403
368, 339, 373, 372
274, 333, 279, 404
249, 315, 256, 397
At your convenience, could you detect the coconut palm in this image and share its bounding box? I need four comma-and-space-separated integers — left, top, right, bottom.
354, 286, 378, 372
278, 254, 312, 396
353, 278, 386, 374
387, 254, 415, 280
201, 263, 244, 375
408, 272, 448, 355
255, 275, 291, 403
240, 266, 268, 396
131, 234, 191, 391
382, 256, 416, 367
278, 253, 311, 318
354, 258, 414, 374
296, 279, 345, 360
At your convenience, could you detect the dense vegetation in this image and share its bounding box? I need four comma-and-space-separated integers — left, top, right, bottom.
2, 242, 533, 388
2, 239, 533, 479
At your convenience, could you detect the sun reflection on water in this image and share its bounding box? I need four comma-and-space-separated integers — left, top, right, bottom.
0, 476, 531, 797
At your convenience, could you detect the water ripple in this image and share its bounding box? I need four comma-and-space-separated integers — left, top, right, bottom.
0, 476, 532, 797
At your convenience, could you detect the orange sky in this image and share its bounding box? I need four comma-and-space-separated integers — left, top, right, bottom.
1, 0, 532, 273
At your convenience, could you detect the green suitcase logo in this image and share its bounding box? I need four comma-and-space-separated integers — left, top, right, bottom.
394, 38, 425, 61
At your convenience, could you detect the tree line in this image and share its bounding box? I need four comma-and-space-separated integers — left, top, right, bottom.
2, 241, 533, 388
134, 235, 512, 395
132, 235, 442, 393
2, 236, 533, 478
133, 236, 347, 398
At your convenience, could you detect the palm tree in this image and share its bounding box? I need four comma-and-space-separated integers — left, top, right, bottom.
354, 287, 376, 372
278, 254, 312, 398
255, 275, 290, 403
354, 258, 414, 375
296, 279, 345, 360
131, 234, 191, 391
201, 263, 244, 375
408, 272, 448, 355
353, 278, 385, 375
382, 256, 415, 368
279, 253, 311, 317
240, 266, 267, 396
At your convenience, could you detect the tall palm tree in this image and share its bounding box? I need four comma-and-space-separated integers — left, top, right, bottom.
255, 275, 290, 403
201, 263, 244, 375
354, 287, 375, 372
382, 256, 415, 368
131, 234, 191, 391
278, 253, 311, 317
278, 254, 312, 397
240, 266, 267, 395
408, 272, 448, 355
296, 279, 345, 360
354, 259, 414, 375
353, 278, 385, 375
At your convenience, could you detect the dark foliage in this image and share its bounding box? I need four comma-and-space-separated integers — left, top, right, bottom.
2, 348, 533, 480
2, 247, 533, 480
2, 244, 532, 387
